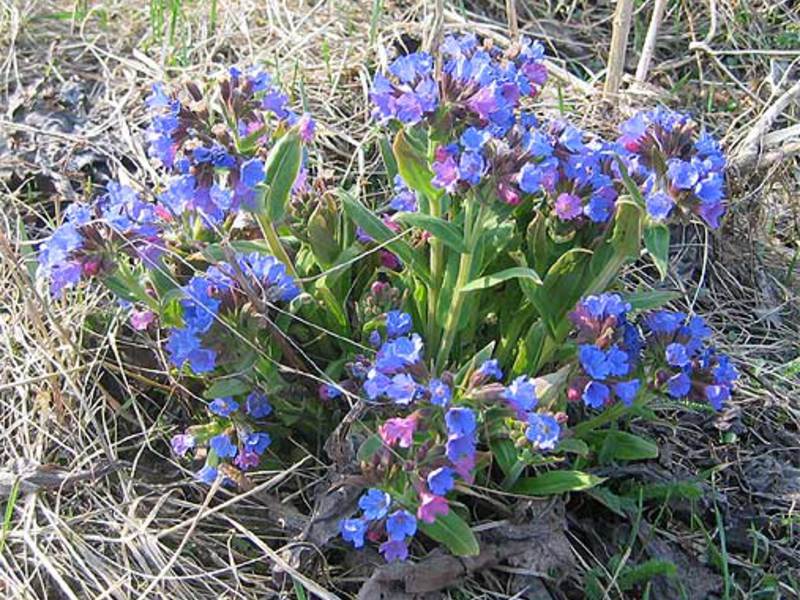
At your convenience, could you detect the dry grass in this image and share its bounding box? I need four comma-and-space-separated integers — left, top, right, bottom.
0, 0, 798, 598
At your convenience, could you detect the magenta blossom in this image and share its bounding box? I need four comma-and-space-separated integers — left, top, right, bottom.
379, 413, 419, 448
417, 492, 449, 523
130, 309, 156, 331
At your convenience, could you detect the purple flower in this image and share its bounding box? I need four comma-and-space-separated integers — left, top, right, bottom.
386, 510, 417, 541
171, 433, 195, 457
130, 309, 156, 331
209, 433, 237, 458
379, 415, 418, 448
445, 407, 476, 436
427, 467, 455, 496
379, 539, 409, 562
583, 381, 611, 408
364, 370, 391, 400
554, 193, 583, 220
358, 488, 391, 520
340, 518, 367, 548
417, 492, 449, 523
431, 154, 459, 192
245, 391, 273, 418
208, 396, 239, 417
234, 450, 260, 470
298, 113, 316, 142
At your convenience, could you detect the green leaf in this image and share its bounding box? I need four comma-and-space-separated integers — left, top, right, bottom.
624, 289, 680, 311
556, 437, 590, 457
356, 435, 382, 462
203, 378, 251, 399
160, 296, 184, 328
394, 212, 466, 253
339, 189, 432, 285
379, 136, 398, 183
263, 129, 303, 222
528, 249, 593, 335
586, 486, 637, 517
202, 240, 272, 263
593, 431, 659, 462
513, 470, 605, 496
615, 158, 647, 208
643, 223, 670, 279
307, 205, 340, 267
454, 340, 495, 386
490, 438, 519, 478
461, 266, 542, 293
418, 510, 480, 557
393, 129, 441, 202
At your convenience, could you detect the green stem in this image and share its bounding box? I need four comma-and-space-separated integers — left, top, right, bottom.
572, 401, 629, 437
426, 193, 444, 352
256, 213, 299, 280
435, 200, 481, 371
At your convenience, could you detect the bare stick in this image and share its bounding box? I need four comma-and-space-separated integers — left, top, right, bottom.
506, 0, 519, 42
604, 0, 635, 100
734, 79, 800, 165
635, 0, 668, 82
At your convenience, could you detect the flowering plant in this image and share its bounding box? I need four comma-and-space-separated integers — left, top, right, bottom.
35, 33, 737, 567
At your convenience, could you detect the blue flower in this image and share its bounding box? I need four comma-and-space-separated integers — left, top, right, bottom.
245, 391, 273, 419
385, 310, 412, 338
340, 518, 367, 548
427, 467, 455, 495
427, 379, 452, 407
379, 539, 409, 562
667, 159, 699, 190
445, 407, 476, 436
240, 159, 266, 189
646, 311, 684, 335
446, 433, 476, 462
364, 370, 391, 400
579, 345, 610, 380
583, 381, 610, 408
526, 413, 561, 450
606, 345, 631, 377
359, 488, 391, 520
208, 397, 239, 417
460, 127, 489, 150
477, 359, 503, 380
196, 465, 218, 485
374, 334, 424, 373
458, 151, 485, 186
665, 343, 691, 367
243, 432, 271, 455
614, 379, 640, 406
386, 373, 419, 405
666, 372, 692, 398
705, 384, 730, 410
646, 191, 674, 221
209, 433, 237, 458
502, 376, 537, 413
386, 510, 417, 541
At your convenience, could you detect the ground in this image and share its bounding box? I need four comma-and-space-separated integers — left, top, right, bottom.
0, 0, 799, 598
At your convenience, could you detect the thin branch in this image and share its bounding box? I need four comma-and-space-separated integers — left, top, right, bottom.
604, 0, 635, 100
634, 0, 668, 82
506, 0, 519, 42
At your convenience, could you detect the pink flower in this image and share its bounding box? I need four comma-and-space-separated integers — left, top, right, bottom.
298, 113, 316, 143
417, 492, 449, 523
380, 250, 402, 270
379, 414, 419, 448
130, 309, 156, 331
234, 450, 260, 470
452, 455, 475, 483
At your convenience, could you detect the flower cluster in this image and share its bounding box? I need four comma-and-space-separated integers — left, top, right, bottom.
166, 252, 300, 374
37, 183, 165, 296
643, 310, 738, 409
171, 389, 275, 483
568, 293, 737, 411
146, 67, 314, 227
340, 489, 419, 561
618, 108, 726, 228
338, 309, 562, 561
567, 294, 643, 408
